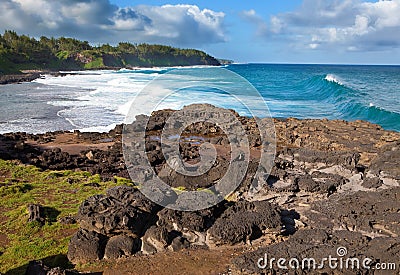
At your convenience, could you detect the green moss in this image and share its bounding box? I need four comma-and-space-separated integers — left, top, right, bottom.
0, 159, 124, 273
196, 187, 216, 195
172, 186, 186, 194
84, 57, 104, 69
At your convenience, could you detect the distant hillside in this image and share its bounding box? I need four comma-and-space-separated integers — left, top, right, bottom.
217, 58, 234, 65
0, 31, 220, 75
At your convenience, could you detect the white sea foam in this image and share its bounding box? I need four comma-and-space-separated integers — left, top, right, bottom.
325, 74, 343, 85
78, 123, 118, 133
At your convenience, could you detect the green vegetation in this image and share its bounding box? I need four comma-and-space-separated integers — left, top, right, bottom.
0, 159, 131, 274
0, 30, 220, 75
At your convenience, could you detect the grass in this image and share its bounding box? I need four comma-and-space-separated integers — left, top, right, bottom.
56, 51, 70, 60
0, 159, 131, 274
84, 57, 104, 69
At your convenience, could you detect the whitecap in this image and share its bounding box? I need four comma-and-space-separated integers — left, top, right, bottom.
325, 74, 343, 85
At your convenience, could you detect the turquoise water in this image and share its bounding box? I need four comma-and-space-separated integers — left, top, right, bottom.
229, 64, 400, 131
0, 64, 399, 133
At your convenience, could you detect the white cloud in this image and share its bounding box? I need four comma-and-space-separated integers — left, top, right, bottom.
0, 0, 226, 46
239, 9, 268, 36
243, 0, 400, 51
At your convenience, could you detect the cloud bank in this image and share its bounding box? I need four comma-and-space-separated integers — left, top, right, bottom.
243, 0, 400, 52
0, 0, 226, 46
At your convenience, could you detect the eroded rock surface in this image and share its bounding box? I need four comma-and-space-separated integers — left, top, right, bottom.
1, 104, 399, 272
233, 229, 400, 274
208, 201, 282, 245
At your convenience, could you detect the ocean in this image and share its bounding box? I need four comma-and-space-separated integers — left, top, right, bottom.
0, 64, 399, 134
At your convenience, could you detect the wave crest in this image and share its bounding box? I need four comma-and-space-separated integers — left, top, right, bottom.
325, 74, 343, 85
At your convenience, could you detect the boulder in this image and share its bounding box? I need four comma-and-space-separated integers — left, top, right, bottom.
104, 235, 141, 259
26, 260, 80, 275
208, 200, 282, 245
67, 229, 107, 264
76, 193, 152, 236
141, 225, 170, 255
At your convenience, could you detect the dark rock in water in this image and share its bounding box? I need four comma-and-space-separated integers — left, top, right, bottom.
28, 204, 45, 224
67, 229, 107, 264
0, 73, 40, 85
208, 200, 282, 245
104, 235, 141, 259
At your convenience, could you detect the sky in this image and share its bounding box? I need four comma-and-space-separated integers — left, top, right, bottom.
1, 0, 400, 64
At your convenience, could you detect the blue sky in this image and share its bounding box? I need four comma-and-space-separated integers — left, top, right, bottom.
1, 0, 400, 64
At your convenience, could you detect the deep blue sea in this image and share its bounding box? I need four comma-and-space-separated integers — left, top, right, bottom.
0, 64, 399, 133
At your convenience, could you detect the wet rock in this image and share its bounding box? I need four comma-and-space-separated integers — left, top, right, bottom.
208, 200, 282, 245
104, 235, 141, 259
67, 229, 107, 264
0, 73, 40, 85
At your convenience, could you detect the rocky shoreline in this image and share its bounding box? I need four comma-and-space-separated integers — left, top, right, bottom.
1, 105, 399, 274
0, 73, 43, 85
